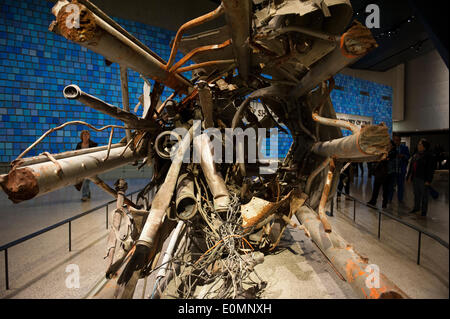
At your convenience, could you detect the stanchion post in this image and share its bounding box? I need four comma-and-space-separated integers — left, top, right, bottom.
69, 221, 72, 252
106, 204, 109, 230
378, 211, 381, 239
4, 249, 9, 290
417, 232, 422, 265
330, 196, 334, 217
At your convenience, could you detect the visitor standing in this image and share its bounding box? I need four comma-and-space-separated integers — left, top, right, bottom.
389, 134, 410, 204
407, 139, 435, 217
337, 163, 351, 201
75, 130, 98, 201
367, 140, 396, 209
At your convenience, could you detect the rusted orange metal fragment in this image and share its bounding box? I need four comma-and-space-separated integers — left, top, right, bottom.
169, 39, 232, 73
56, 1, 101, 44
0, 168, 39, 203
317, 158, 335, 233
339, 20, 378, 58
175, 60, 235, 73
166, 4, 225, 69
242, 192, 291, 231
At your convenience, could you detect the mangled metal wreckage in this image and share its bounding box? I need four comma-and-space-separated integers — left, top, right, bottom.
0, 0, 408, 299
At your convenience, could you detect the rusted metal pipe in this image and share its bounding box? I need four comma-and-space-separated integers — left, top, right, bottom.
151, 227, 188, 299
119, 65, 132, 143
154, 92, 177, 119
169, 39, 232, 73
50, 1, 192, 94
104, 179, 131, 274
76, 0, 168, 65
0, 145, 144, 203
193, 133, 230, 213
14, 121, 127, 163
88, 175, 137, 209
222, 0, 252, 82
316, 158, 335, 233
311, 124, 391, 161
295, 205, 408, 299
63, 85, 158, 131
137, 122, 199, 249
12, 142, 121, 167
166, 4, 225, 70
305, 157, 331, 195
231, 84, 293, 130
175, 173, 198, 220
312, 112, 359, 134
291, 21, 377, 98
175, 60, 236, 73
197, 81, 214, 129
268, 26, 341, 43
156, 220, 185, 280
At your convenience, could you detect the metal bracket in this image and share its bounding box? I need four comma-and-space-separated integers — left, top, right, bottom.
41, 152, 63, 178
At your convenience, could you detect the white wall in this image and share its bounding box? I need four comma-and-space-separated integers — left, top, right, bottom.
393, 50, 449, 133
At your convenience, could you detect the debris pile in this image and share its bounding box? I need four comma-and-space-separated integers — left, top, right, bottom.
0, 0, 408, 299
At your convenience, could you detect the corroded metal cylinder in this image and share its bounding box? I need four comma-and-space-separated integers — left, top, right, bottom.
193, 134, 230, 213
50, 1, 192, 94
175, 173, 198, 220
311, 124, 391, 161
63, 84, 157, 131
0, 145, 143, 203
295, 205, 408, 299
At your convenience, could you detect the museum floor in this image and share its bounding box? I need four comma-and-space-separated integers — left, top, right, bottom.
0, 171, 448, 299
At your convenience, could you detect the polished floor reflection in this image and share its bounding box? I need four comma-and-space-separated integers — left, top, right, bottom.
330, 168, 449, 298
347, 168, 449, 240
0, 171, 448, 299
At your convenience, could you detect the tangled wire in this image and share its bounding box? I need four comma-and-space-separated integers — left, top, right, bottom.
167, 193, 266, 299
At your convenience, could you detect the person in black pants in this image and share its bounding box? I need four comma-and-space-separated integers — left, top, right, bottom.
407, 139, 435, 217
337, 164, 351, 200
351, 162, 364, 178
367, 140, 396, 209
75, 130, 98, 201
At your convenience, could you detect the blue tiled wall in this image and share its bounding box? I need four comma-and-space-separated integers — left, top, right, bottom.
331, 73, 393, 136
0, 0, 392, 163
0, 0, 186, 162
276, 74, 393, 158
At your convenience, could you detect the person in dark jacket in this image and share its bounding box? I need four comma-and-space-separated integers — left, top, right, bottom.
407, 139, 435, 217
388, 134, 410, 204
337, 163, 351, 201
76, 130, 98, 201
367, 140, 396, 209
76, 130, 98, 150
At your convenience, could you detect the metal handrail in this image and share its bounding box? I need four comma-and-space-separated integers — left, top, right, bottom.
334, 191, 449, 266
0, 188, 144, 290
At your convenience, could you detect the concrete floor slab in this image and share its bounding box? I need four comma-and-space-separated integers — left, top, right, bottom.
0, 170, 447, 299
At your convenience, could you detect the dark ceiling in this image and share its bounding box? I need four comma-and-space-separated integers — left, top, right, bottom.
348, 0, 447, 71
209, 0, 448, 72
